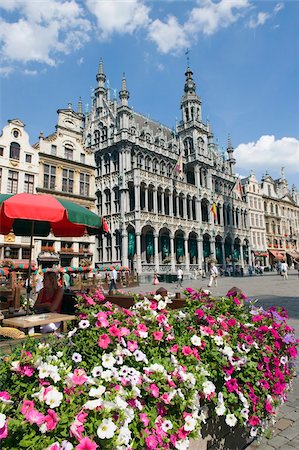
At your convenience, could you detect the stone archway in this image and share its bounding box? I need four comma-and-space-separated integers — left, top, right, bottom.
215, 235, 224, 265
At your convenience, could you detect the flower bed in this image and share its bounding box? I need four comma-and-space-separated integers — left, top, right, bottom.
0, 288, 297, 450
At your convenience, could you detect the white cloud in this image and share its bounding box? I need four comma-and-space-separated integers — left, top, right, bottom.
147, 0, 250, 54
148, 16, 189, 54
186, 0, 250, 36
248, 2, 284, 29
86, 0, 150, 39
0, 0, 91, 68
235, 135, 299, 174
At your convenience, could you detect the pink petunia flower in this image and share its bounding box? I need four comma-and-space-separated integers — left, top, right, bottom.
145, 435, 158, 449
76, 437, 98, 450
149, 384, 160, 398
182, 346, 193, 356
139, 413, 150, 427
44, 409, 59, 431
127, 341, 138, 352
98, 334, 111, 349
72, 369, 88, 385
153, 331, 164, 341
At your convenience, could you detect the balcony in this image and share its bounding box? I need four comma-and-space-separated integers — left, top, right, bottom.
60, 247, 74, 254
41, 246, 55, 252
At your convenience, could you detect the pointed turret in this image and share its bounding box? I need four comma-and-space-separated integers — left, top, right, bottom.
78, 97, 82, 115
180, 65, 202, 124
96, 58, 106, 87
119, 73, 130, 106
226, 134, 236, 175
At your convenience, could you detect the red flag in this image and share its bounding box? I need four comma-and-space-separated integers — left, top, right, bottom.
233, 178, 243, 200
175, 151, 184, 179
102, 218, 109, 233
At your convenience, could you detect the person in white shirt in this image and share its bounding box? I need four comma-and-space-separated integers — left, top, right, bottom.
280, 261, 288, 280
109, 268, 118, 291
208, 263, 219, 287
177, 268, 183, 287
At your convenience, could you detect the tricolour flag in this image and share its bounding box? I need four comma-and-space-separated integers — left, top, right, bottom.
175, 151, 184, 179
210, 202, 217, 221
102, 218, 110, 234
233, 178, 243, 200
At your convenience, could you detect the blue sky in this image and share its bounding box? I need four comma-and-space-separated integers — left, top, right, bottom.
0, 0, 298, 188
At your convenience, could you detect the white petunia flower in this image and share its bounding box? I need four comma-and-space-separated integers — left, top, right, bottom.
158, 300, 167, 310
0, 413, 6, 428
61, 441, 74, 450
184, 415, 197, 431
97, 418, 117, 439
68, 327, 77, 337
101, 369, 113, 381
225, 413, 237, 427
175, 438, 190, 450
84, 399, 103, 410
222, 346, 234, 358
44, 387, 63, 408
133, 350, 147, 362
72, 353, 82, 363
89, 386, 106, 397
78, 320, 90, 329
215, 403, 226, 416
202, 381, 216, 396
162, 419, 173, 432
92, 366, 103, 377
102, 353, 116, 369
213, 335, 224, 346
191, 335, 202, 346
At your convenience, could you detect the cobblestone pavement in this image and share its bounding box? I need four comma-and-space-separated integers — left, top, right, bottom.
120, 271, 299, 449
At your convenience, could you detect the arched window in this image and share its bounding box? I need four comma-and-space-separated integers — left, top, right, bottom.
10, 142, 20, 160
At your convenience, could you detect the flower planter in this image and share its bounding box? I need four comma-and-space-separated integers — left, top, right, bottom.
0, 288, 297, 450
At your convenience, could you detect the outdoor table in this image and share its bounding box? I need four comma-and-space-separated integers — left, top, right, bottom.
2, 313, 76, 334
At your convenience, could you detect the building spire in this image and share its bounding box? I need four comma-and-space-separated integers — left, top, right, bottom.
226, 134, 236, 175
119, 73, 129, 106
78, 97, 82, 114
96, 58, 106, 87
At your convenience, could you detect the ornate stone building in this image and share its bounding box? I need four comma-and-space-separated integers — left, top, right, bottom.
84, 61, 251, 276
260, 169, 299, 265
0, 119, 39, 262
241, 172, 268, 266
33, 104, 96, 267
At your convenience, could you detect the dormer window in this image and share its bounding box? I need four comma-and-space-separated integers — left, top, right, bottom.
13, 129, 20, 138
10, 142, 20, 160
64, 145, 73, 160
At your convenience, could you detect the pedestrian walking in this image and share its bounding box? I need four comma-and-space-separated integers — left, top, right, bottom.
109, 267, 118, 292
177, 268, 183, 287
280, 261, 288, 280
208, 263, 219, 287
153, 272, 160, 285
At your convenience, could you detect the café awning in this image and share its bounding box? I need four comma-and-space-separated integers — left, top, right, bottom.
254, 251, 268, 257
287, 250, 299, 260
269, 250, 285, 260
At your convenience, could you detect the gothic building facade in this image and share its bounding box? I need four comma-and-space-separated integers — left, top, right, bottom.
84, 61, 251, 275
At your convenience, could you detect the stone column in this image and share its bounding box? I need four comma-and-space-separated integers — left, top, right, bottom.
170, 235, 176, 272
210, 238, 216, 259
184, 237, 190, 272
121, 228, 128, 268
197, 237, 203, 269
154, 233, 159, 272
136, 232, 142, 273
240, 243, 244, 268
144, 186, 148, 211
248, 243, 252, 266
229, 206, 233, 227
221, 241, 226, 269
219, 204, 223, 226
176, 194, 180, 217
153, 188, 157, 213
183, 196, 187, 218
196, 199, 202, 223
161, 190, 165, 215
195, 166, 201, 187
134, 184, 140, 211
169, 192, 173, 216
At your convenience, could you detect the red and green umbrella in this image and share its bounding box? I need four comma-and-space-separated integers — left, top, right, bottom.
0, 193, 105, 237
